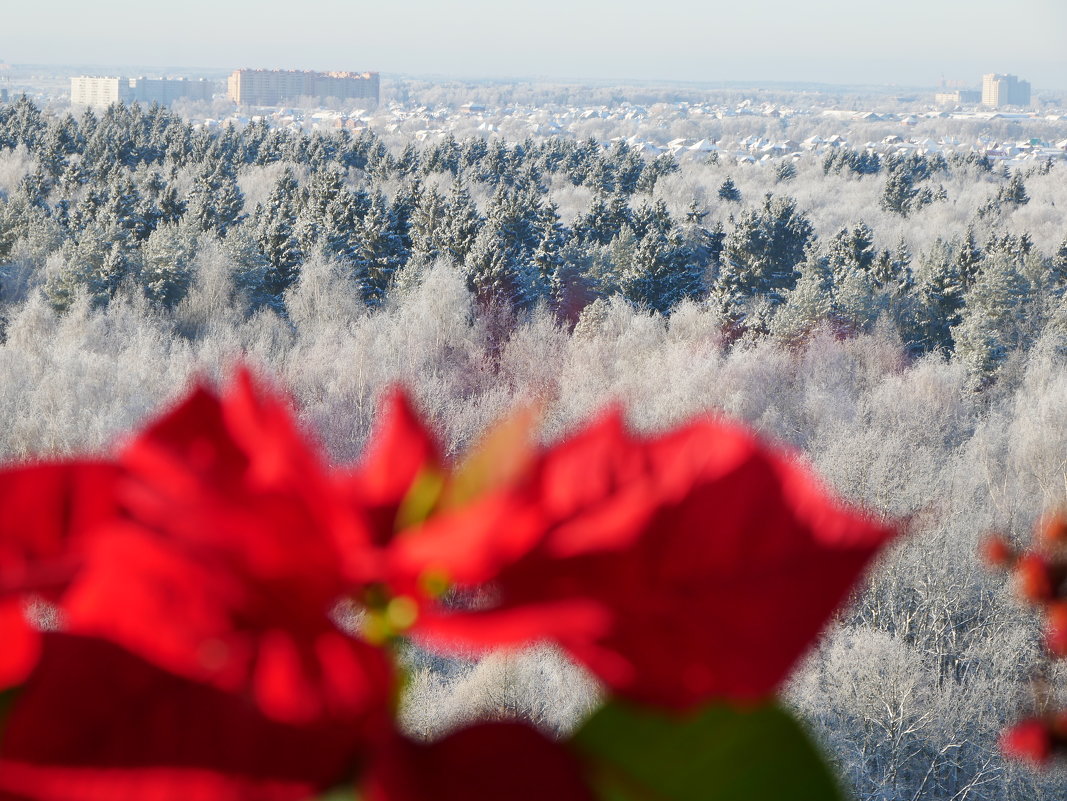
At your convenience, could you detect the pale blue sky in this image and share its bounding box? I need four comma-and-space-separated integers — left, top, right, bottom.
4, 0, 1065, 90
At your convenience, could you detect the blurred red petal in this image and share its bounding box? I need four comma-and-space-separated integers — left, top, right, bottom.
345, 389, 441, 513
0, 634, 378, 801
364, 723, 593, 801
0, 599, 39, 690
65, 371, 388, 726
418, 414, 897, 710
0, 461, 120, 596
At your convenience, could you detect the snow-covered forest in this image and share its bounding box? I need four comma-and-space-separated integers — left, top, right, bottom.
2, 95, 1067, 799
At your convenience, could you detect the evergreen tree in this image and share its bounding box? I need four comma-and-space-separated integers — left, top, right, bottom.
357, 191, 405, 306
880, 166, 918, 216
718, 194, 814, 305
140, 222, 197, 308
442, 180, 481, 265
771, 246, 833, 344
462, 187, 543, 312
408, 186, 449, 264
774, 161, 798, 183
256, 170, 304, 298
997, 172, 1030, 207
635, 153, 678, 194
912, 241, 964, 351
1051, 238, 1067, 292
718, 177, 741, 203
619, 228, 673, 314
952, 252, 1033, 383
826, 222, 875, 285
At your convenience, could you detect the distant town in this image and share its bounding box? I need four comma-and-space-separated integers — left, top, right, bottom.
0, 63, 1064, 173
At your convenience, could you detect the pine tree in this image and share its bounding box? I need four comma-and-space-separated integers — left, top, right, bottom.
213, 169, 245, 236
357, 191, 405, 306
880, 166, 918, 216
1051, 238, 1067, 292
771, 246, 833, 344
774, 161, 798, 183
463, 188, 543, 313
832, 267, 880, 336
620, 229, 674, 313
256, 171, 304, 298
531, 200, 568, 299
997, 173, 1030, 207
952, 252, 1033, 383
718, 177, 741, 203
826, 222, 875, 285
442, 180, 481, 265
952, 228, 983, 291
184, 167, 217, 232
95, 242, 134, 302
408, 186, 448, 265
719, 194, 814, 304
913, 241, 963, 351
140, 222, 197, 308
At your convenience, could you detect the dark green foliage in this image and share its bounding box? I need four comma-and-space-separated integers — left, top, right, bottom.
717, 177, 741, 202
774, 161, 798, 183
823, 148, 881, 176
718, 194, 814, 305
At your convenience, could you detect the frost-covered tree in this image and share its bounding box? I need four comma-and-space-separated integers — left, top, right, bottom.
717, 176, 741, 203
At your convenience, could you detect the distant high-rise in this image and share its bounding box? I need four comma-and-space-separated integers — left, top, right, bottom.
226, 69, 379, 107
71, 76, 215, 108
981, 74, 1031, 108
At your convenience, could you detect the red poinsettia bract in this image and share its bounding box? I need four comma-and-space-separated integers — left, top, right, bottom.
0, 634, 382, 801
0, 461, 121, 688
58, 370, 393, 726
411, 410, 898, 710
363, 722, 594, 801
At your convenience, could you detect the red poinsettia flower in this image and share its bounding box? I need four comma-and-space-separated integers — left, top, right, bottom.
411, 410, 897, 710
0, 634, 389, 801
363, 722, 594, 801
332, 390, 444, 589
0, 461, 121, 688
61, 369, 393, 725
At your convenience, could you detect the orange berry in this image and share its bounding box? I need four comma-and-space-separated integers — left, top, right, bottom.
1040, 512, 1067, 546
1048, 602, 1067, 657
1002, 719, 1053, 765
1018, 554, 1055, 604
981, 534, 1014, 568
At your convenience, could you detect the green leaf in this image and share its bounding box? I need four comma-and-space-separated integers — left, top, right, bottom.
0, 687, 19, 737
572, 700, 844, 801
313, 785, 358, 801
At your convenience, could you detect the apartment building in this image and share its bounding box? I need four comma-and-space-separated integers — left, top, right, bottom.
982, 74, 1031, 108
227, 69, 379, 107
71, 76, 216, 108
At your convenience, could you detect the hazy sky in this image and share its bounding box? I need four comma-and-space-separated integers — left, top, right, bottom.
4, 0, 1066, 90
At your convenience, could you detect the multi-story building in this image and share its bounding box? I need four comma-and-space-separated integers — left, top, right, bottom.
982, 74, 1031, 108
71, 76, 216, 108
227, 69, 379, 107
935, 89, 982, 105
71, 76, 127, 108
